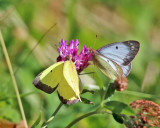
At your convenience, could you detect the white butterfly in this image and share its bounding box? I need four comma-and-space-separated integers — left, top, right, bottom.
90, 40, 140, 80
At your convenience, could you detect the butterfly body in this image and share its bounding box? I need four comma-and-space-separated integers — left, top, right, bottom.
90, 40, 140, 80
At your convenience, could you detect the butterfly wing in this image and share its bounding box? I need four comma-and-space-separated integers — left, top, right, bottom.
63, 60, 80, 99
33, 61, 64, 94
121, 63, 131, 77
92, 53, 123, 80
97, 40, 139, 76
97, 40, 140, 66
57, 75, 79, 104
57, 60, 81, 104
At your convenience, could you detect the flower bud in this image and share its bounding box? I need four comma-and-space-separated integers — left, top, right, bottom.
113, 76, 128, 91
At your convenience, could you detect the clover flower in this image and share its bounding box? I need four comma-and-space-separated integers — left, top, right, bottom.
125, 100, 160, 127
57, 39, 91, 73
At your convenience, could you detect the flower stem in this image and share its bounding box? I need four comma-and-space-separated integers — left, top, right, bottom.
65, 111, 98, 128
65, 106, 112, 128
0, 30, 28, 128
100, 81, 113, 105
42, 102, 63, 128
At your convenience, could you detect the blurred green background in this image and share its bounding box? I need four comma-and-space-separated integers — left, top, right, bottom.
0, 0, 160, 127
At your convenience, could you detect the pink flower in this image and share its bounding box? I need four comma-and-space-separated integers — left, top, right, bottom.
57, 39, 91, 73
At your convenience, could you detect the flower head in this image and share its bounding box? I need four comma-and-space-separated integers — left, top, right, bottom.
57, 39, 91, 72
113, 76, 128, 91
125, 100, 160, 127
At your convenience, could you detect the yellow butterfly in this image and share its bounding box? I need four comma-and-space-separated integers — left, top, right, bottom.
33, 60, 81, 104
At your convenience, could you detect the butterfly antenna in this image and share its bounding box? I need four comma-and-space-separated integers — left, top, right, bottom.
54, 44, 59, 49
93, 34, 98, 49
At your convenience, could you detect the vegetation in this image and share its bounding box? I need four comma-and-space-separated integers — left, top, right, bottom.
0, 0, 160, 127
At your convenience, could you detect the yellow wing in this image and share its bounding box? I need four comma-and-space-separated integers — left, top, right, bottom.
63, 60, 81, 100
57, 75, 79, 104
92, 54, 123, 80
33, 61, 64, 94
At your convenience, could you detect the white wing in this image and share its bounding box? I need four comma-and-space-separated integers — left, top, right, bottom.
92, 53, 123, 80
97, 40, 140, 66
96, 40, 139, 77
121, 63, 131, 77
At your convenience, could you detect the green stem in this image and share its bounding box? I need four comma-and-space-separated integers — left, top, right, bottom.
42, 102, 63, 128
100, 81, 113, 105
65, 107, 112, 128
100, 88, 105, 104
65, 111, 98, 128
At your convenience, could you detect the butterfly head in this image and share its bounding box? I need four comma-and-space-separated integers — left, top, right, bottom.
89, 48, 96, 56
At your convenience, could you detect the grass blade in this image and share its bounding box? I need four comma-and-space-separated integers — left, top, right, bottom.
31, 112, 42, 128
0, 30, 28, 128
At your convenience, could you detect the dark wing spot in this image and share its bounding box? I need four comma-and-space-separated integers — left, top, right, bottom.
33, 72, 58, 94
116, 46, 118, 49
51, 70, 52, 72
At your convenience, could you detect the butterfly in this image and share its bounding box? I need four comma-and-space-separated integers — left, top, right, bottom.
33, 60, 81, 104
90, 40, 140, 80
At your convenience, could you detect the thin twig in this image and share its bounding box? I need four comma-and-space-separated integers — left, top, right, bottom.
0, 30, 28, 128
3, 23, 57, 86
13, 23, 57, 74
42, 102, 63, 128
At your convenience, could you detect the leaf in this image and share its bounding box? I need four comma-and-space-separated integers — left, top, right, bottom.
112, 113, 124, 124
104, 101, 135, 116
117, 90, 160, 99
31, 112, 42, 128
104, 83, 115, 100
81, 97, 93, 104
0, 105, 21, 123
81, 89, 94, 94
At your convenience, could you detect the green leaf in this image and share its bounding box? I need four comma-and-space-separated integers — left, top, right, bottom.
31, 112, 42, 128
81, 97, 93, 104
112, 113, 124, 124
117, 90, 160, 99
1, 106, 21, 123
81, 89, 94, 94
104, 101, 135, 116
104, 83, 115, 100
